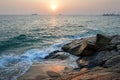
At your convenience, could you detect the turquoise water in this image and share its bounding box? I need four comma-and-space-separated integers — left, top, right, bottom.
0, 15, 120, 80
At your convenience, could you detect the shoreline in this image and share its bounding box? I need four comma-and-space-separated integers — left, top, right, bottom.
18, 34, 120, 80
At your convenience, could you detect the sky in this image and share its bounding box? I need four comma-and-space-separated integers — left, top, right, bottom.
0, 0, 120, 15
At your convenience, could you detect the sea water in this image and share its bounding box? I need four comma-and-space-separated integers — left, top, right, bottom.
0, 15, 120, 80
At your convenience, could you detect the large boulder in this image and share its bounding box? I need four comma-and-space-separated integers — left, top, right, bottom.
62, 37, 98, 56
96, 34, 112, 48
62, 39, 83, 53
62, 37, 96, 52
77, 39, 99, 56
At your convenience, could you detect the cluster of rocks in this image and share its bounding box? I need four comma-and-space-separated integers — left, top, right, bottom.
59, 34, 120, 80
18, 34, 120, 80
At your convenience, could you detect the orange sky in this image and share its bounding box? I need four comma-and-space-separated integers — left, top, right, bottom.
0, 0, 120, 15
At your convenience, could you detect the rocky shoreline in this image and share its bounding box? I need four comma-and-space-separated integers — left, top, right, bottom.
18, 34, 120, 80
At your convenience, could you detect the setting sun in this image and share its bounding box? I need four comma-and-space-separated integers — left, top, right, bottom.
50, 4, 57, 11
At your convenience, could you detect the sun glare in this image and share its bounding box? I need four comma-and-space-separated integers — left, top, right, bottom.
51, 4, 57, 11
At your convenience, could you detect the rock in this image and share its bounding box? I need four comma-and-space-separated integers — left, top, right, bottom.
110, 35, 120, 44
62, 39, 83, 52
105, 44, 117, 50
80, 67, 88, 72
90, 50, 120, 67
74, 72, 120, 80
77, 39, 99, 56
56, 67, 120, 80
49, 50, 63, 55
117, 44, 120, 50
35, 75, 49, 80
62, 37, 96, 52
76, 56, 95, 68
104, 55, 120, 73
45, 50, 64, 59
103, 55, 120, 68
96, 34, 111, 48
77, 57, 89, 68
62, 37, 98, 56
76, 72, 120, 80
45, 52, 69, 60
47, 71, 61, 78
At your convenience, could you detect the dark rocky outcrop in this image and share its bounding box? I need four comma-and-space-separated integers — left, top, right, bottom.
18, 34, 120, 80
59, 34, 120, 80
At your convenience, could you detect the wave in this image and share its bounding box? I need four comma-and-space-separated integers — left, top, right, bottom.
0, 34, 43, 51
0, 48, 51, 80
63, 29, 102, 39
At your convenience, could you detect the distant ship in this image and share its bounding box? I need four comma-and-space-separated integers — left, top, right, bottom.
58, 14, 62, 16
102, 13, 120, 16
32, 14, 38, 15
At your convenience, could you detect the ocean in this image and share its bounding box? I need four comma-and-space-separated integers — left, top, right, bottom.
0, 15, 120, 80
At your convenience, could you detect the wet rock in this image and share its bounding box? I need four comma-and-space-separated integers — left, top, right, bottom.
62, 39, 83, 53
76, 56, 95, 68
96, 34, 111, 48
45, 50, 62, 59
77, 39, 99, 56
62, 37, 98, 56
49, 50, 63, 55
35, 75, 49, 80
45, 52, 69, 60
80, 67, 88, 72
47, 71, 61, 78
77, 57, 89, 68
62, 37, 96, 52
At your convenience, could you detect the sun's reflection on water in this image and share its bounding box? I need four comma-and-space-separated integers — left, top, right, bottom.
48, 16, 57, 28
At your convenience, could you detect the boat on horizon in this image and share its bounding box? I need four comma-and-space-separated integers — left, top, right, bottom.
32, 14, 38, 15
102, 13, 120, 16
